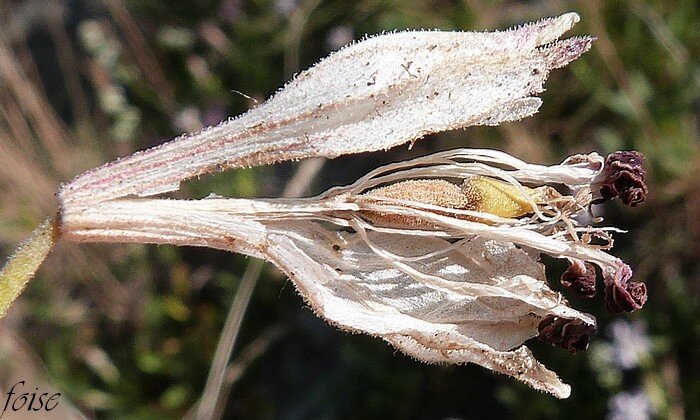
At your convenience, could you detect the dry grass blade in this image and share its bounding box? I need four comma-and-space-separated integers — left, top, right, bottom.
194, 158, 325, 419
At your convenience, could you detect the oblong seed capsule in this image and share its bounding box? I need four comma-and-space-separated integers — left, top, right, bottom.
460, 176, 538, 218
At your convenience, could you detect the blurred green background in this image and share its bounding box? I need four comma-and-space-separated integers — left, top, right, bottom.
0, 0, 697, 418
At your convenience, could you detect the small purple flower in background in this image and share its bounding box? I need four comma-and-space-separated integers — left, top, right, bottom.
607, 388, 654, 420
588, 318, 651, 385
274, 0, 297, 17
607, 319, 651, 370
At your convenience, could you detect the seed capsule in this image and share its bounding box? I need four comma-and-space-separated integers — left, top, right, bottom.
365, 179, 471, 209
460, 176, 538, 218
361, 176, 540, 228
362, 179, 471, 227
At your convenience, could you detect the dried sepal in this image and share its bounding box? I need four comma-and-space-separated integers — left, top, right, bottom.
59, 13, 592, 209
58, 143, 648, 398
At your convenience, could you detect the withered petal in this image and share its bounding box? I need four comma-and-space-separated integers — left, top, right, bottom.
560, 260, 597, 299
596, 151, 648, 207
603, 264, 648, 313
537, 315, 596, 354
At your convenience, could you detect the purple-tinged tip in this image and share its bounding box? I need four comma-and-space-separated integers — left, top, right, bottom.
541, 36, 595, 69
596, 151, 648, 207
537, 315, 596, 354
604, 264, 648, 313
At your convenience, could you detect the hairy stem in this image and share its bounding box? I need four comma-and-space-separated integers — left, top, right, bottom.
0, 217, 60, 318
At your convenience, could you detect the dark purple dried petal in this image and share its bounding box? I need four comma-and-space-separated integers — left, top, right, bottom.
603, 264, 648, 313
561, 259, 597, 298
537, 315, 596, 354
595, 151, 648, 207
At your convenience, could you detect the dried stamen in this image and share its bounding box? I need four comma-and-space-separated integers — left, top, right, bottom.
338, 151, 649, 318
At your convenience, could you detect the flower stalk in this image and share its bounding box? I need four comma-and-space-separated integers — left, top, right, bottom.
0, 218, 60, 318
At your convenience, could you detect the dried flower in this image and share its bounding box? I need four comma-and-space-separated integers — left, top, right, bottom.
0, 13, 647, 400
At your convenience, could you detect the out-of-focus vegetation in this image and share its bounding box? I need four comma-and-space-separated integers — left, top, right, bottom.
0, 0, 697, 418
